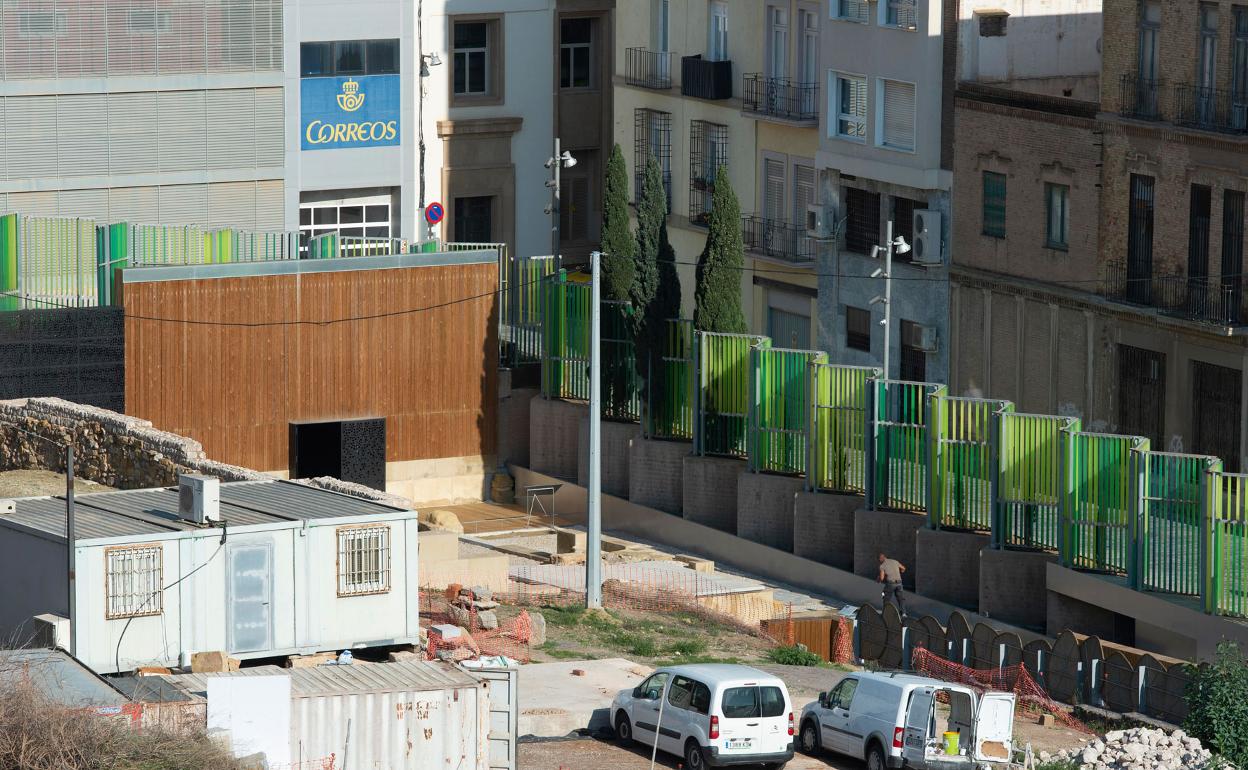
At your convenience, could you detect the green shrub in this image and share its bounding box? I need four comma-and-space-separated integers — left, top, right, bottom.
666, 639, 708, 657
1185, 641, 1248, 768
766, 645, 823, 667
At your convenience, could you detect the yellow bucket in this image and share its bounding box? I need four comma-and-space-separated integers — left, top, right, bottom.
942, 731, 960, 756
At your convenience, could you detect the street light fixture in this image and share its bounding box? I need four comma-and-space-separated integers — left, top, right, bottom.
870, 223, 910, 380
546, 139, 577, 270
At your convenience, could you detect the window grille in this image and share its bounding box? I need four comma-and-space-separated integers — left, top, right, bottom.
106, 545, 163, 619
846, 306, 871, 352
843, 186, 880, 254
337, 525, 391, 596
887, 0, 917, 30
634, 108, 672, 213
982, 172, 1006, 238
689, 121, 728, 225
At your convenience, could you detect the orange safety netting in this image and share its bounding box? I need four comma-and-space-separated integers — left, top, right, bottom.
269, 755, 336, 770
911, 647, 1091, 733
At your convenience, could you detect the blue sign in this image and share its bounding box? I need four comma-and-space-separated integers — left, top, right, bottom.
425, 201, 444, 225
301, 74, 400, 151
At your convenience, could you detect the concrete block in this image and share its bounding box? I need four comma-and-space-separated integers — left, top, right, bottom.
578, 417, 639, 498
417, 531, 461, 563
979, 547, 1056, 630
737, 472, 804, 552
675, 555, 714, 573
629, 438, 692, 514
498, 385, 538, 469
191, 651, 239, 673
853, 508, 925, 589
555, 529, 586, 553
286, 652, 336, 668
683, 455, 748, 533
915, 527, 991, 610
529, 396, 588, 480
793, 491, 861, 570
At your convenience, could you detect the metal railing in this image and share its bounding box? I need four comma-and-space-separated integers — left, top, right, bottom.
811, 363, 880, 493
1119, 73, 1162, 120
748, 347, 825, 475
626, 47, 673, 90
742, 75, 819, 123
1102, 261, 1248, 327
741, 215, 815, 264
1062, 432, 1149, 575
865, 380, 946, 513
694, 332, 770, 458
930, 397, 1014, 532
1174, 83, 1248, 134
997, 413, 1080, 551
681, 55, 733, 100
645, 319, 695, 440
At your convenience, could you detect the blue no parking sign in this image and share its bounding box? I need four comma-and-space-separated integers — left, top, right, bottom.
425, 202, 445, 226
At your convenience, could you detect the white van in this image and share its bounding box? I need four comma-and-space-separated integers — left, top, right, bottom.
796, 671, 1015, 770
611, 664, 795, 769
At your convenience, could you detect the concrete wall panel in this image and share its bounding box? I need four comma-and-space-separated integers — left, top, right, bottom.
629, 438, 692, 515
683, 455, 747, 533
853, 508, 925, 590
736, 473, 803, 552
794, 491, 861, 570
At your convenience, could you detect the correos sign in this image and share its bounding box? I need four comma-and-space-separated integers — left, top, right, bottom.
300, 74, 400, 151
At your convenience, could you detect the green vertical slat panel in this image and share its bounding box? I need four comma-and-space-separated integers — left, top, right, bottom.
0, 214, 17, 311
936, 397, 1013, 531
601, 299, 640, 422
646, 319, 694, 440
812, 363, 878, 493
1211, 473, 1248, 617
1063, 432, 1149, 574
698, 333, 770, 458
750, 347, 825, 476
872, 380, 944, 512
998, 413, 1079, 551
1139, 452, 1220, 597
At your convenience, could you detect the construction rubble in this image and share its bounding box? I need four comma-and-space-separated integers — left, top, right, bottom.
1040, 727, 1224, 770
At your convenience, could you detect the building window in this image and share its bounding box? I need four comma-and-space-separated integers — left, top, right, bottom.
834, 74, 867, 141
892, 196, 921, 253
300, 40, 400, 77
982, 172, 1006, 238
886, 0, 917, 30
106, 546, 163, 619
1189, 184, 1212, 279
979, 12, 1007, 37
1126, 174, 1155, 303
1200, 4, 1219, 92
128, 9, 172, 33
793, 164, 816, 253
561, 174, 591, 242
837, 0, 869, 23
634, 108, 673, 212
798, 9, 818, 85
690, 121, 728, 225
454, 22, 490, 94
1138, 1, 1161, 83
18, 11, 66, 38
879, 79, 916, 151
769, 7, 789, 79
336, 525, 391, 596
900, 321, 927, 381
454, 196, 494, 243
299, 198, 392, 254
1045, 183, 1069, 249
709, 1, 729, 62
560, 18, 593, 89
763, 157, 786, 223
844, 186, 881, 254
1234, 8, 1248, 129
768, 307, 810, 349
1222, 190, 1245, 296
846, 306, 871, 352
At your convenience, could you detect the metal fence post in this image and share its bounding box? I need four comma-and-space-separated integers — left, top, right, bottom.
990, 406, 1004, 549
1058, 424, 1073, 567
1201, 462, 1216, 614
1128, 447, 1145, 591
747, 346, 758, 472
864, 379, 878, 511
926, 388, 942, 529
806, 362, 817, 492
693, 332, 704, 456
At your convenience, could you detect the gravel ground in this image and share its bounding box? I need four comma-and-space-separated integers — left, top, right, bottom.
0, 469, 110, 498
457, 533, 554, 566
519, 736, 850, 770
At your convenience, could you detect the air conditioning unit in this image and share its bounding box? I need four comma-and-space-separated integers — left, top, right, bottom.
911, 209, 943, 265
916, 324, 940, 353
806, 204, 837, 241
178, 474, 220, 525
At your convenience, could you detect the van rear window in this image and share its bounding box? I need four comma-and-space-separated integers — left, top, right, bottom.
721, 686, 786, 718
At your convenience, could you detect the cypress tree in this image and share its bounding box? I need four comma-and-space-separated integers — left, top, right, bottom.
600, 144, 635, 302
694, 167, 748, 333
632, 155, 682, 416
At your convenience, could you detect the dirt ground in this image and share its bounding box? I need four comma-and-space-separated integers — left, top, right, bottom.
0, 469, 110, 498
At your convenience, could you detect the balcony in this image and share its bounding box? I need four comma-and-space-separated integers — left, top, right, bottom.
681, 55, 733, 100
741, 215, 815, 265
1174, 83, 1248, 135
742, 74, 819, 124
626, 47, 673, 90
1102, 261, 1248, 326
1119, 74, 1162, 121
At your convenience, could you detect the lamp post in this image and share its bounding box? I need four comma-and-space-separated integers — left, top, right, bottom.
545, 139, 577, 270
416, 0, 442, 242
586, 250, 602, 609
870, 221, 911, 380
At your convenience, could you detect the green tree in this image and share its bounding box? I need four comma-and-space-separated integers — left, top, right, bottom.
694, 168, 748, 333
1185, 641, 1248, 767
600, 144, 635, 303
632, 154, 681, 414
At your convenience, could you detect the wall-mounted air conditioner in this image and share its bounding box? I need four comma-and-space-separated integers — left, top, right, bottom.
806, 204, 837, 241
911, 209, 943, 265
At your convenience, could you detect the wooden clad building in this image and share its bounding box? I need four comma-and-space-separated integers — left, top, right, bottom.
121, 251, 498, 502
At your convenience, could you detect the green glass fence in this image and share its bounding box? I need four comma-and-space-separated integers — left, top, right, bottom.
1208, 472, 1248, 616
931, 397, 1014, 531
811, 363, 880, 493
997, 413, 1080, 551
0, 214, 19, 311
498, 252, 553, 367
307, 232, 340, 259
1, 215, 100, 309
602, 300, 641, 422
695, 332, 770, 458
1063, 432, 1150, 574
645, 319, 695, 441
541, 273, 591, 400
1137, 452, 1220, 596
748, 347, 826, 475
867, 380, 946, 512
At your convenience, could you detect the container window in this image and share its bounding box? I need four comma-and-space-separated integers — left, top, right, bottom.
105, 545, 163, 619
337, 525, 391, 596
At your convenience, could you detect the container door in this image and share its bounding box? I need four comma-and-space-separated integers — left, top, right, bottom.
972, 692, 1015, 762
476, 667, 518, 770
902, 687, 934, 768
228, 543, 273, 653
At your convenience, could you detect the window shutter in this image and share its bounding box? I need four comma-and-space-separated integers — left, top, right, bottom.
159, 184, 210, 226
793, 164, 815, 228
841, 0, 868, 23
254, 88, 284, 167
108, 92, 160, 176
254, 180, 285, 231
209, 181, 257, 229
882, 80, 915, 149
207, 89, 256, 170
6, 96, 59, 180
158, 90, 207, 172
108, 185, 160, 223
764, 158, 786, 222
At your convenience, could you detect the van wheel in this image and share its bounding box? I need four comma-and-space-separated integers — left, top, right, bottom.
866, 741, 887, 770
614, 714, 633, 748
683, 739, 707, 770
799, 719, 820, 754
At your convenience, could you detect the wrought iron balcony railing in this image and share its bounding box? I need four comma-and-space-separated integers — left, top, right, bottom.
1174, 82, 1248, 134
741, 215, 816, 264
742, 74, 819, 124
681, 55, 733, 100
625, 47, 673, 90
1119, 73, 1162, 121
1103, 260, 1248, 326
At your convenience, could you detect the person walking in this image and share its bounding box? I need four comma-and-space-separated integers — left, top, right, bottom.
878, 552, 907, 617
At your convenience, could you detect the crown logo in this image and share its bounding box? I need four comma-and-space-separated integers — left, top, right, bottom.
337, 79, 365, 112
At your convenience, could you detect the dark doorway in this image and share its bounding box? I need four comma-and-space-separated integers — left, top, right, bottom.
1117, 344, 1165, 446
1192, 362, 1242, 471
289, 418, 386, 491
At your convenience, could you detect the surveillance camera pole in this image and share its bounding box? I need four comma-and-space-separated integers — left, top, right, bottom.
66, 444, 75, 656
552, 138, 562, 271
586, 250, 602, 609
882, 219, 893, 381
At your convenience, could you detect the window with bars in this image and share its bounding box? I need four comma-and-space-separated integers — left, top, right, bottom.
982, 172, 1006, 237
846, 306, 871, 352
560, 18, 593, 89
1235, 7, 1248, 126
879, 79, 916, 151
560, 174, 591, 241
837, 0, 869, 23
892, 196, 921, 258
834, 73, 867, 141
1222, 189, 1245, 281
634, 108, 672, 212
886, 0, 917, 30
1189, 184, 1212, 279
106, 545, 163, 619
844, 186, 881, 254
1045, 183, 1069, 249
1127, 175, 1155, 302
689, 121, 728, 225
337, 525, 391, 596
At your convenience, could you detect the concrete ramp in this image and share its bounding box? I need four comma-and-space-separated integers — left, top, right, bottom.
517, 658, 648, 737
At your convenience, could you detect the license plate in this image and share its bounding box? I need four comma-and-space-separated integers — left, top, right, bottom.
725, 739, 752, 750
